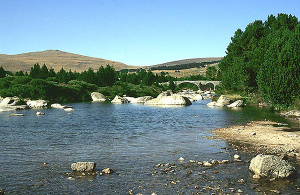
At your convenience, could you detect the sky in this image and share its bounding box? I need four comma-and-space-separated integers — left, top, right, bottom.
1, 0, 300, 66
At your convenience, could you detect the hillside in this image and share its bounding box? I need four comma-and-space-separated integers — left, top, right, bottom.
146, 57, 223, 68
0, 50, 136, 72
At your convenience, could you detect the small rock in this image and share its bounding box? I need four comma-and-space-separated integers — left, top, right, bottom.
36, 112, 45, 115
221, 160, 229, 164
102, 168, 114, 174
203, 161, 212, 167
211, 160, 218, 165
64, 108, 75, 112
171, 181, 177, 185
237, 189, 243, 193
253, 174, 260, 179
197, 161, 203, 166
67, 177, 75, 180
234, 154, 241, 160
238, 179, 245, 183
250, 132, 256, 135
10, 113, 24, 116
178, 157, 185, 161
270, 189, 280, 194
189, 160, 196, 163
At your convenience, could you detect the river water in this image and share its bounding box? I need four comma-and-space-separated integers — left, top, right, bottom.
0, 99, 299, 194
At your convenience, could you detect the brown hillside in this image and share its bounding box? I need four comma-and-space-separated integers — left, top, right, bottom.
0, 50, 137, 72
146, 57, 223, 68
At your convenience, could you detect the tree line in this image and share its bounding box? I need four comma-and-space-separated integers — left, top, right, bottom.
218, 13, 300, 109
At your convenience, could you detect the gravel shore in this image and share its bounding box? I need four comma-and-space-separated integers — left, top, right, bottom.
213, 121, 300, 157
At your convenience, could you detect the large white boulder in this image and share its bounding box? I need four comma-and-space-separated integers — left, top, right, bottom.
111, 95, 129, 104
249, 154, 296, 179
0, 97, 21, 107
192, 94, 203, 101
91, 92, 106, 102
215, 95, 231, 106
26, 100, 47, 109
145, 92, 191, 106
227, 100, 243, 108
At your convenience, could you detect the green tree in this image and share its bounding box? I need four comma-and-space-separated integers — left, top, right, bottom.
0, 66, 6, 78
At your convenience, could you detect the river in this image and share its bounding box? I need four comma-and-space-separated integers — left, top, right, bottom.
0, 99, 299, 194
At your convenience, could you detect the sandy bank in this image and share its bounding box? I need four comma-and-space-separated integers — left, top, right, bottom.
213, 121, 300, 157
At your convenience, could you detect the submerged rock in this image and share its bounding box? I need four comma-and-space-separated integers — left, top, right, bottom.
71, 162, 96, 172
249, 154, 297, 179
101, 168, 114, 174
36, 112, 45, 115
91, 92, 106, 102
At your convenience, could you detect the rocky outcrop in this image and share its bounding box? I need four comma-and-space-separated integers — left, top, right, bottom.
71, 162, 96, 172
0, 97, 28, 111
0, 97, 21, 106
26, 100, 47, 109
91, 92, 106, 102
249, 154, 297, 179
227, 100, 243, 108
111, 95, 129, 104
145, 91, 192, 106
280, 110, 300, 117
125, 96, 153, 103
207, 95, 231, 107
51, 103, 65, 109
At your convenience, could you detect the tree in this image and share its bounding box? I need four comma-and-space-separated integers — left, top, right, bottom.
0, 66, 6, 78
30, 63, 41, 78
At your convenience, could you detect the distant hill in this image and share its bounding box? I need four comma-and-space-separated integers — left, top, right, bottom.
0, 50, 223, 75
146, 57, 223, 68
0, 50, 136, 72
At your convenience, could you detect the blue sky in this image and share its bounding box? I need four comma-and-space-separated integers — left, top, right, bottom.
1, 0, 299, 66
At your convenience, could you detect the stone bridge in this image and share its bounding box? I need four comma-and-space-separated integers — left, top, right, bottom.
160, 80, 221, 90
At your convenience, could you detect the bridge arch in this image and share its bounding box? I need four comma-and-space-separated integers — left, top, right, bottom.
160, 80, 221, 90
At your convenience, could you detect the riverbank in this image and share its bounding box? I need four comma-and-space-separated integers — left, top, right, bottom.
213, 120, 300, 158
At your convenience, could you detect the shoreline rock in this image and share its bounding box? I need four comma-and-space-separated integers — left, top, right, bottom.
91, 92, 106, 102
249, 154, 297, 179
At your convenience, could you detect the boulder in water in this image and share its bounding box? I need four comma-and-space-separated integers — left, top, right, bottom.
71, 162, 96, 172
111, 95, 129, 104
145, 91, 191, 106
249, 154, 297, 179
91, 92, 106, 102
26, 100, 47, 109
227, 100, 243, 108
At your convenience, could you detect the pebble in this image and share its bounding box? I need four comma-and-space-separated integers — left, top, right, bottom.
178, 157, 185, 161
234, 154, 241, 160
171, 181, 177, 185
101, 168, 114, 174
203, 161, 213, 167
253, 174, 260, 179
67, 177, 75, 180
36, 112, 45, 115
211, 160, 218, 165
250, 132, 256, 135
221, 160, 229, 164
238, 179, 245, 183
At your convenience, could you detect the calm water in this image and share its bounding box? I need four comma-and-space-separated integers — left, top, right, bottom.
0, 99, 299, 194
